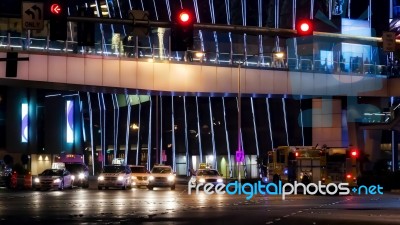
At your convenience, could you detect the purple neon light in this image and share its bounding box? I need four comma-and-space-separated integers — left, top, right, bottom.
21, 103, 28, 143
66, 101, 74, 143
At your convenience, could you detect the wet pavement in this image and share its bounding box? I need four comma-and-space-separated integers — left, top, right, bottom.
0, 182, 400, 225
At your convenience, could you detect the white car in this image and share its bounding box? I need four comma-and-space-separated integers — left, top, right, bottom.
129, 165, 149, 188
97, 165, 132, 190
189, 169, 224, 187
147, 165, 176, 190
34, 169, 74, 191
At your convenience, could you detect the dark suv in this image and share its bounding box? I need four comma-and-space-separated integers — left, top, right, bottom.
64, 163, 89, 188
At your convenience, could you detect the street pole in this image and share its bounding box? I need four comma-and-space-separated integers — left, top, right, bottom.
156, 95, 159, 164
238, 62, 241, 183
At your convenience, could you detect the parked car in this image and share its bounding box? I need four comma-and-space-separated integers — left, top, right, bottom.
0, 160, 12, 187
129, 165, 149, 188
97, 165, 132, 190
34, 169, 74, 191
147, 165, 176, 190
64, 163, 89, 188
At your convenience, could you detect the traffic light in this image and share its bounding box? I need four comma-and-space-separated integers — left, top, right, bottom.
350, 149, 358, 158
171, 9, 194, 51
296, 19, 314, 36
49, 0, 67, 41
77, 7, 95, 46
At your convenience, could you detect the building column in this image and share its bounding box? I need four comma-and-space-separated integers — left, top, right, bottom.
157, 28, 166, 60
312, 98, 346, 147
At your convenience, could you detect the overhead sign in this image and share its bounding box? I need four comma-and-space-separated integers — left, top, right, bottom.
22, 2, 44, 30
236, 150, 244, 163
382, 31, 396, 52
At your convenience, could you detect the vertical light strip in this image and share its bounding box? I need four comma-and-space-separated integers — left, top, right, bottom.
196, 97, 203, 163
209, 97, 217, 169
160, 96, 163, 164
293, 0, 296, 29
94, 0, 108, 54
209, 0, 220, 63
257, 0, 264, 66
224, 0, 233, 64
66, 100, 74, 143
87, 93, 95, 175
165, 0, 172, 21
21, 103, 28, 143
139, 1, 153, 58
136, 96, 142, 165
171, 96, 176, 172
112, 95, 116, 158
241, 0, 248, 64
97, 94, 104, 167
125, 94, 131, 165
78, 93, 86, 142
282, 98, 289, 146
266, 98, 274, 149
193, 0, 205, 52
310, 0, 314, 19
152, 0, 159, 20
300, 98, 305, 146
251, 98, 260, 156
101, 94, 106, 164
184, 97, 190, 175
222, 97, 232, 177
115, 94, 120, 159
147, 97, 153, 171
236, 97, 244, 153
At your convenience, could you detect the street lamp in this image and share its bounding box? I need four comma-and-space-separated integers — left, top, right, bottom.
237, 60, 245, 183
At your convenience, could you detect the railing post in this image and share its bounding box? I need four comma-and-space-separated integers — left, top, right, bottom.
135, 36, 139, 59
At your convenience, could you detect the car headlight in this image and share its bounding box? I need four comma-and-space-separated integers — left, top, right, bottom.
98, 176, 104, 181
54, 178, 61, 183
198, 178, 205, 183
71, 175, 75, 180
34, 178, 40, 183
117, 176, 124, 181
217, 178, 223, 183
167, 175, 175, 181
78, 173, 85, 179
149, 176, 154, 181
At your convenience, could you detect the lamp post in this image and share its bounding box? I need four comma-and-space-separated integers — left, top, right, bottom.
237, 61, 243, 183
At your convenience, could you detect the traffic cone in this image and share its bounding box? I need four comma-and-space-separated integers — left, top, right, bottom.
10, 171, 17, 189
24, 172, 32, 189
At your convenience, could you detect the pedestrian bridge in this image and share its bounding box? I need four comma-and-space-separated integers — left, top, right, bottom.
1, 50, 399, 97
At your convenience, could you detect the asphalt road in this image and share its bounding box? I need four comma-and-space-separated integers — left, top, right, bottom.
0, 181, 400, 225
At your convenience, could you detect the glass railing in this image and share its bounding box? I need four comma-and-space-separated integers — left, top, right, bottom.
0, 29, 391, 77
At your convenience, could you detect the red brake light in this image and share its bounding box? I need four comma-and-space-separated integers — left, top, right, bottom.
351, 150, 358, 157
295, 152, 299, 157
346, 174, 352, 179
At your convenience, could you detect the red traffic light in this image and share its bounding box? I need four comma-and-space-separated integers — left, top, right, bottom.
50, 3, 62, 15
296, 19, 313, 36
177, 10, 192, 25
350, 149, 358, 158
300, 23, 310, 32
